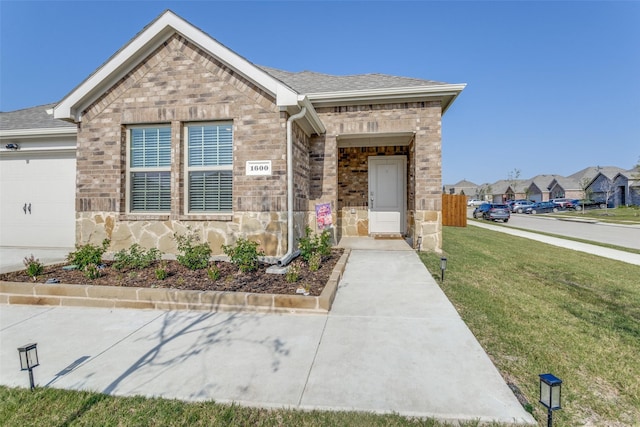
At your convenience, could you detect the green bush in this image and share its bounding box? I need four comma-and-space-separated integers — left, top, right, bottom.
23, 254, 44, 281
84, 263, 101, 280
67, 239, 110, 270
155, 262, 168, 280
222, 238, 264, 273
207, 264, 221, 281
308, 252, 322, 272
285, 261, 301, 283
173, 229, 211, 270
298, 227, 331, 262
113, 244, 162, 271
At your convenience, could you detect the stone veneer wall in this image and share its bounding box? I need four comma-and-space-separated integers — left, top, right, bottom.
74, 34, 309, 257
310, 102, 443, 251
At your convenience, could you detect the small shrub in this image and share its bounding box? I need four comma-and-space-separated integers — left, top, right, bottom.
155, 262, 168, 280
174, 228, 212, 270
308, 252, 322, 272
222, 238, 264, 273
68, 239, 110, 270
84, 263, 101, 280
113, 244, 162, 271
23, 254, 44, 282
298, 227, 331, 262
207, 264, 221, 281
285, 261, 301, 283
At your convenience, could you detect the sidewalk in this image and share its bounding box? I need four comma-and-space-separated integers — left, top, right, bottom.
0, 238, 535, 425
469, 221, 640, 266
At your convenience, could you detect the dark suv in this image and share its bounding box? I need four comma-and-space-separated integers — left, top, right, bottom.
473, 203, 511, 222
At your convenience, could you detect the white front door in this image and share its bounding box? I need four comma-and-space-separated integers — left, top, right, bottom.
368, 156, 406, 234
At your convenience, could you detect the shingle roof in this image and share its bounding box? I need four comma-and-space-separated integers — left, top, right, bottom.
0, 103, 76, 131
528, 174, 561, 190
259, 66, 448, 95
568, 166, 625, 182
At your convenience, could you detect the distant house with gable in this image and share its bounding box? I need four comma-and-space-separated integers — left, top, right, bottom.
588, 166, 640, 207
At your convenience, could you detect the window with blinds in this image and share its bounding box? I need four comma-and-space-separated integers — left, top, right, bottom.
128, 127, 171, 212
186, 123, 233, 213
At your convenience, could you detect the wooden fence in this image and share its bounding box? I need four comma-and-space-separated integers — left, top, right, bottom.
442, 194, 467, 227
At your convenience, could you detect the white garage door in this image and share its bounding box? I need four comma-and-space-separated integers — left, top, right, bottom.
0, 151, 75, 248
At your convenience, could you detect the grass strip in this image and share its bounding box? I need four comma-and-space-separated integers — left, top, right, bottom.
481, 220, 640, 255
0, 386, 513, 427
420, 226, 640, 427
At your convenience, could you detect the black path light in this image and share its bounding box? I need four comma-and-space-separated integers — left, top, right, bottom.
539, 373, 562, 427
440, 257, 447, 283
18, 343, 39, 390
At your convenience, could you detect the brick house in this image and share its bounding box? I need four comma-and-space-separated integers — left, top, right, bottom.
50, 10, 464, 258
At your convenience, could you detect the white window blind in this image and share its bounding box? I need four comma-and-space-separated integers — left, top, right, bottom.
187, 123, 233, 213
129, 127, 171, 212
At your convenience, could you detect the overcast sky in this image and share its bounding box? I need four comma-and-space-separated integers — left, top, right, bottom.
1, 1, 638, 184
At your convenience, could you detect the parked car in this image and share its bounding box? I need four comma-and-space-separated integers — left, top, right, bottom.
467, 199, 485, 206
511, 200, 536, 213
525, 201, 561, 214
473, 203, 510, 222
573, 199, 607, 210
551, 198, 578, 210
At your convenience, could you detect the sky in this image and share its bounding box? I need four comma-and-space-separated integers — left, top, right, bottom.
1, 1, 638, 185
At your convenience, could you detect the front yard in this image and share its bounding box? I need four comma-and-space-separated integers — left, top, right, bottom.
2, 226, 638, 426
550, 205, 640, 224
421, 226, 640, 426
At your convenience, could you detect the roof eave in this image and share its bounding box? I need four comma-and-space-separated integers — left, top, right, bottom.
0, 127, 77, 139
306, 84, 466, 112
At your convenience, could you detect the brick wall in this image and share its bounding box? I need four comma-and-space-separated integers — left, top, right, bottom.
310, 102, 443, 250
75, 34, 301, 256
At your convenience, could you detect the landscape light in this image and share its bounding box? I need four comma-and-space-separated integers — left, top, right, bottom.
539, 373, 562, 427
440, 257, 447, 283
18, 343, 39, 390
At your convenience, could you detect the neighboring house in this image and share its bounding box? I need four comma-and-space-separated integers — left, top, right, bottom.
587, 172, 617, 206
524, 174, 560, 202
620, 167, 640, 206
547, 176, 583, 200
592, 168, 640, 207
0, 104, 77, 249
443, 180, 478, 198
553, 166, 626, 200
488, 180, 512, 203
15, 10, 465, 257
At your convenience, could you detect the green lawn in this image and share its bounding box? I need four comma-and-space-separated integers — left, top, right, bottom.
420, 226, 640, 427
550, 205, 640, 224
0, 386, 504, 427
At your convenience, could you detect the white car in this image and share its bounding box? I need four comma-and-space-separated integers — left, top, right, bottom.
467, 199, 485, 206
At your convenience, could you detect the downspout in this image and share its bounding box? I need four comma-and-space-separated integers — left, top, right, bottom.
278, 106, 307, 266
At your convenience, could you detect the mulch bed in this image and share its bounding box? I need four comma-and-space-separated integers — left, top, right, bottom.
0, 249, 344, 297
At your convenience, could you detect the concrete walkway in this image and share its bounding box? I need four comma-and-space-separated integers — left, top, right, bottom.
0, 238, 535, 425
469, 221, 640, 266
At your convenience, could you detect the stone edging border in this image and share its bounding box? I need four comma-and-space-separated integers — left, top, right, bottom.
0, 250, 350, 314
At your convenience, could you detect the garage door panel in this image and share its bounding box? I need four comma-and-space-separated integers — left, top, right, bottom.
0, 152, 76, 248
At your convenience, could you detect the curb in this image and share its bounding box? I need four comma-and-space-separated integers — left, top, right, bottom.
0, 250, 350, 314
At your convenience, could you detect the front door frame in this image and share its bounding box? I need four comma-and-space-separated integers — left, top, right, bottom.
368, 155, 406, 235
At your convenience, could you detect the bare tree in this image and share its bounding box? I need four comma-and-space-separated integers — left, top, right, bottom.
578, 177, 593, 214
597, 176, 616, 211
507, 168, 521, 199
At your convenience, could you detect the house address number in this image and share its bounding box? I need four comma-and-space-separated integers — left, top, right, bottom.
246, 160, 272, 176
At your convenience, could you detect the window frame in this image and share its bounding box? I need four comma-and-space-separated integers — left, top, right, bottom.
125, 124, 172, 215
183, 121, 233, 215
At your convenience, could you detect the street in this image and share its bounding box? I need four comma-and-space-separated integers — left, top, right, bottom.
470, 209, 640, 250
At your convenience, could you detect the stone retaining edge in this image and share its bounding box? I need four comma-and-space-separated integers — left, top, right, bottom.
0, 250, 350, 314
